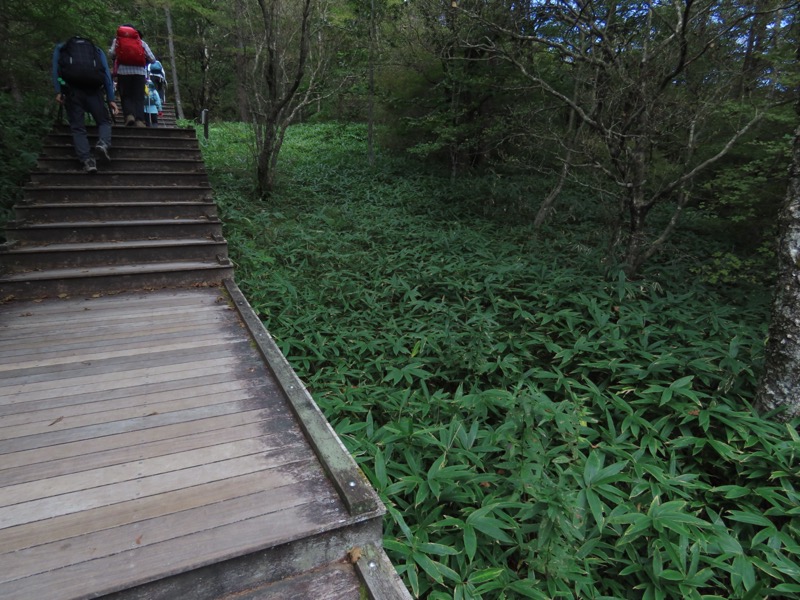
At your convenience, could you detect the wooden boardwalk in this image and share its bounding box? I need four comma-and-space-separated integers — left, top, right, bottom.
0, 283, 407, 599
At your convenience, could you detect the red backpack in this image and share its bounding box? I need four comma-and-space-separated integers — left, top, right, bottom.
115, 26, 146, 67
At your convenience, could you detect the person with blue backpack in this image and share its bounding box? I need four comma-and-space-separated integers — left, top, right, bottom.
148, 60, 167, 104
52, 36, 119, 174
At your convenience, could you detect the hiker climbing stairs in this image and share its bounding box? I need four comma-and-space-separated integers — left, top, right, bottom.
0, 123, 232, 300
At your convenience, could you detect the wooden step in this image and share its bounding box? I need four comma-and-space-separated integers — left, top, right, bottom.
37, 157, 206, 173
0, 239, 228, 272
45, 135, 201, 151
0, 261, 234, 300
4, 219, 222, 244
13, 201, 217, 223
51, 125, 197, 140
40, 145, 203, 160
28, 171, 209, 187
23, 186, 214, 204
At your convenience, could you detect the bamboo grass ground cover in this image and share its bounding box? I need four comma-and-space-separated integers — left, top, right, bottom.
202, 122, 800, 600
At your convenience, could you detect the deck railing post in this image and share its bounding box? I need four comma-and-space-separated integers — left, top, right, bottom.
201, 109, 209, 140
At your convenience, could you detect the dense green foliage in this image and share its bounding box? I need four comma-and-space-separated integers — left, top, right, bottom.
202, 122, 800, 599
0, 95, 53, 234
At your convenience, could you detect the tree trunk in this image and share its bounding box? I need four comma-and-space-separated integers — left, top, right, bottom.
234, 0, 250, 123
199, 22, 211, 110
754, 121, 800, 421
164, 7, 185, 121
367, 0, 375, 166
249, 0, 314, 197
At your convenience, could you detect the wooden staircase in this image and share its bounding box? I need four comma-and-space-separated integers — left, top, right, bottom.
0, 124, 412, 599
0, 124, 232, 300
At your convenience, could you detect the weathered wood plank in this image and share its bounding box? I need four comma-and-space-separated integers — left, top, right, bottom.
0, 307, 228, 338
0, 420, 297, 487
0, 387, 261, 440
0, 290, 225, 320
0, 491, 353, 600
0, 289, 223, 319
0, 408, 277, 470
0, 378, 272, 430
0, 372, 265, 417
0, 322, 228, 358
2, 472, 340, 584
355, 544, 414, 600
0, 446, 314, 529
0, 356, 242, 400
0, 399, 277, 454
0, 342, 249, 386
1, 466, 312, 554
224, 280, 381, 517
231, 560, 362, 600
0, 334, 242, 373
0, 438, 275, 507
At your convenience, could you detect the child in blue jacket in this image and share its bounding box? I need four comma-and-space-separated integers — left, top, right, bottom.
144, 80, 162, 127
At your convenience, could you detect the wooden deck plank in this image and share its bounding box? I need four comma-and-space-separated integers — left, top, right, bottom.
0, 372, 264, 417
0, 378, 271, 430
0, 438, 278, 507
0, 341, 250, 385
0, 289, 223, 317
0, 322, 229, 358
2, 469, 339, 584
0, 420, 295, 487
0, 307, 230, 338
1, 466, 310, 554
0, 334, 243, 373
1, 356, 243, 400
1, 409, 278, 470
0, 290, 226, 318
0, 387, 267, 440
0, 302, 225, 328
0, 287, 390, 600
0, 489, 350, 600
230, 561, 362, 600
0, 446, 314, 529
0, 327, 234, 365
0, 399, 279, 454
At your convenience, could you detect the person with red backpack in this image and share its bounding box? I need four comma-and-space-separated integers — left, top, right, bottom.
52, 36, 119, 173
108, 24, 156, 127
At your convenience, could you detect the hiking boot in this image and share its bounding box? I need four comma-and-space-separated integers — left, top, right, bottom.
125, 114, 135, 126
95, 142, 111, 163
82, 158, 97, 174
135, 120, 147, 128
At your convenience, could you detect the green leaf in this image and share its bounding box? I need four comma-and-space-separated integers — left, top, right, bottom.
468, 515, 514, 543
417, 542, 459, 556
413, 551, 443, 584
727, 511, 773, 527
463, 523, 477, 562
468, 567, 506, 584
374, 448, 387, 489
659, 569, 685, 581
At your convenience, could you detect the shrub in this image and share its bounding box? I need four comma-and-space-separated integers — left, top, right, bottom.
202, 122, 799, 599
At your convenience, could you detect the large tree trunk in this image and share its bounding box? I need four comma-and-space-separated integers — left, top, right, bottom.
754, 121, 800, 421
